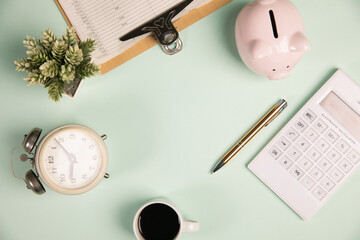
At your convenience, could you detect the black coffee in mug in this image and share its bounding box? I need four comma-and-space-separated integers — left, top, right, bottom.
138, 203, 181, 240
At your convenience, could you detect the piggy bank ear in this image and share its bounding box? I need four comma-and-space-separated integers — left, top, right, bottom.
289, 32, 310, 52
248, 40, 271, 60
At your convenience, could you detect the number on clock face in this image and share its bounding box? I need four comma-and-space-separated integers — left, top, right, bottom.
40, 128, 103, 189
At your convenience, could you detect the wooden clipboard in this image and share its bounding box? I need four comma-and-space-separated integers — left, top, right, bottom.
54, 0, 232, 74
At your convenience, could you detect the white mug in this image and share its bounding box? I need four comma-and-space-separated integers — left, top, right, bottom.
133, 199, 200, 240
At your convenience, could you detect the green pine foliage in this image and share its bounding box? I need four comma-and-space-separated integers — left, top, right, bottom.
79, 38, 97, 62
41, 28, 57, 51
14, 58, 32, 72
40, 59, 59, 78
76, 62, 99, 79
47, 78, 64, 102
24, 69, 48, 86
60, 64, 76, 82
23, 35, 40, 51
52, 40, 68, 63
65, 44, 83, 66
14, 27, 100, 102
30, 49, 49, 66
62, 27, 77, 47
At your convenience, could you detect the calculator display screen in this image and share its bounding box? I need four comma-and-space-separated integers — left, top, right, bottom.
320, 91, 360, 140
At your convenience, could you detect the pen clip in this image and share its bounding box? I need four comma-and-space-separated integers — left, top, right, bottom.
120, 0, 194, 55
265, 99, 287, 127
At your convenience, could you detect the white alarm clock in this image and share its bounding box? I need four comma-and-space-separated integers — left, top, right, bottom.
12, 125, 109, 195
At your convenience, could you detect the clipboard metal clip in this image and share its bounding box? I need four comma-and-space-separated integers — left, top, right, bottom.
120, 0, 194, 55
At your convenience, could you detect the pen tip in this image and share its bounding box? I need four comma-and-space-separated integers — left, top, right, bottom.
211, 161, 225, 174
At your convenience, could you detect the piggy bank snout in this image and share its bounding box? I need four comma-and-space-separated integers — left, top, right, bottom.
268, 71, 291, 80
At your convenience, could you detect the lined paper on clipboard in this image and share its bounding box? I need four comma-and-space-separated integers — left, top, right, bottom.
55, 0, 231, 74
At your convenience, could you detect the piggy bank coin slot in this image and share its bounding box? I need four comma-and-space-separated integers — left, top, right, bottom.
269, 10, 278, 39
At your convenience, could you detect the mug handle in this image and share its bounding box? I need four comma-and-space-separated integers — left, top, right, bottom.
182, 220, 200, 233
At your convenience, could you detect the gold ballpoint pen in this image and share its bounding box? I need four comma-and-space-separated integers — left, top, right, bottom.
211, 99, 288, 174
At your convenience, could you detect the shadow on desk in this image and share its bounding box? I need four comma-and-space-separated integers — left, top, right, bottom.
117, 198, 151, 234
220, 1, 253, 75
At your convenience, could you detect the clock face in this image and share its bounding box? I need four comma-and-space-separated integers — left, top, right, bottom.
35, 125, 108, 195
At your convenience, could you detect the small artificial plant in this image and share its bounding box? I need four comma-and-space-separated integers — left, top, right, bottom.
14, 27, 99, 102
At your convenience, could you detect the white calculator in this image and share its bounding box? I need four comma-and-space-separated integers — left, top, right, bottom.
248, 69, 360, 220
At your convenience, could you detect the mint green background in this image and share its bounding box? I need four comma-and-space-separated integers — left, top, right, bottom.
1, 0, 360, 239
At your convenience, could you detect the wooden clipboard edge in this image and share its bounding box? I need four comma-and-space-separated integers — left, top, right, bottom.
100, 0, 232, 74
54, 0, 232, 74
54, 0, 80, 41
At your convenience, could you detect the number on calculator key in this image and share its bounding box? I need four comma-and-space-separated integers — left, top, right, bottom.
336, 139, 351, 154
279, 156, 294, 170
299, 156, 313, 171
327, 148, 341, 163
305, 128, 320, 143
310, 167, 324, 181
307, 147, 321, 162
288, 146, 302, 161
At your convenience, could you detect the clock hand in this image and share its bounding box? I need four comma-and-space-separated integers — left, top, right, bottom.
69, 153, 77, 163
68, 153, 77, 181
54, 138, 72, 160
54, 139, 78, 181
69, 160, 75, 180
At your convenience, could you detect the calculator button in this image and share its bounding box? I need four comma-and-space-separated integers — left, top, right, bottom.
338, 159, 353, 173
326, 148, 341, 163
290, 165, 305, 180
302, 109, 317, 123
305, 128, 320, 143
293, 118, 308, 133
312, 186, 327, 201
324, 129, 339, 144
329, 168, 344, 182
317, 158, 333, 172
299, 156, 313, 171
313, 119, 328, 133
320, 177, 336, 192
296, 137, 311, 152
279, 156, 294, 170
287, 146, 302, 161
301, 175, 316, 190
307, 147, 322, 162
269, 146, 282, 160
309, 167, 324, 181
285, 127, 300, 142
316, 138, 330, 153
276, 137, 291, 151
347, 149, 360, 164
336, 139, 351, 154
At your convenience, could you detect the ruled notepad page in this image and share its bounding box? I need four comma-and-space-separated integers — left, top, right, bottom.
58, 0, 211, 65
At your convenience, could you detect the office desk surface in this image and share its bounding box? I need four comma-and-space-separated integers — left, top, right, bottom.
1, 0, 360, 239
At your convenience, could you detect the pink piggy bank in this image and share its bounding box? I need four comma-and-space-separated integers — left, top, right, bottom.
235, 0, 310, 80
